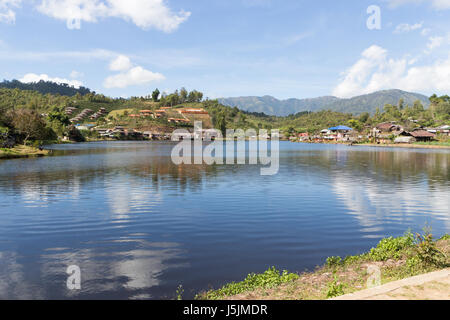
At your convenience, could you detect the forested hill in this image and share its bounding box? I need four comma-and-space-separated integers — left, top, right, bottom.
0, 80, 92, 96
219, 89, 430, 116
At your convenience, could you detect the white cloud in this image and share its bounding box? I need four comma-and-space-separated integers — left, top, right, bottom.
109, 54, 133, 71
0, 0, 21, 24
70, 70, 83, 78
386, 0, 450, 10
333, 45, 450, 98
36, 0, 190, 32
104, 55, 165, 88
394, 22, 423, 34
19, 73, 84, 88
103, 54, 165, 90
426, 36, 444, 52
104, 66, 165, 88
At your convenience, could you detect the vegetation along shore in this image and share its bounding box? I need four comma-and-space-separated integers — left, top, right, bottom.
0, 145, 50, 159
196, 231, 449, 300
1, 80, 449, 156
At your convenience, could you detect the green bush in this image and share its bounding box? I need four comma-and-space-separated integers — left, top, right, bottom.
175, 285, 184, 300
197, 267, 299, 300
368, 232, 415, 261
415, 232, 446, 267
439, 234, 450, 241
326, 276, 344, 298
326, 256, 342, 268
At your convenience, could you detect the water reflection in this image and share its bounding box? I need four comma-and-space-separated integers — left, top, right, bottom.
0, 142, 448, 299
38, 239, 186, 299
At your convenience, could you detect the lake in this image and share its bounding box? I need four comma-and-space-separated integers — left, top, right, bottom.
0, 141, 449, 299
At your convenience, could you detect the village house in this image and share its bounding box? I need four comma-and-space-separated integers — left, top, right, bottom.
172, 132, 193, 141
371, 122, 404, 144
142, 131, 153, 139
75, 124, 95, 131
394, 136, 416, 144
323, 126, 354, 142
89, 107, 107, 120
369, 123, 438, 144
427, 125, 450, 136
297, 132, 310, 142
409, 129, 436, 142
139, 110, 153, 117
70, 108, 94, 123
168, 118, 191, 124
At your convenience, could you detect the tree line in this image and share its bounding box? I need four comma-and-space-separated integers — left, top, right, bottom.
0, 80, 92, 96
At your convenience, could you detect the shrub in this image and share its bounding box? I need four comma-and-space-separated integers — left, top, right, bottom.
326, 276, 344, 298
368, 232, 415, 261
415, 232, 446, 267
326, 256, 342, 268
197, 267, 299, 300
175, 285, 184, 300
439, 234, 450, 241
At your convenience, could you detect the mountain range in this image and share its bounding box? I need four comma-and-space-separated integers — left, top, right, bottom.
219, 89, 430, 116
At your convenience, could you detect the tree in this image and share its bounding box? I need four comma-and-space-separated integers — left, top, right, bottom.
167, 94, 179, 107
47, 108, 70, 137
215, 112, 227, 135
348, 119, 363, 132
412, 100, 424, 115
152, 89, 160, 102
359, 112, 370, 123
188, 90, 203, 103
180, 87, 188, 103
10, 109, 49, 144
398, 98, 405, 110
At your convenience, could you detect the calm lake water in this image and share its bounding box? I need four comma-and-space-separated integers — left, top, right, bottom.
0, 141, 449, 299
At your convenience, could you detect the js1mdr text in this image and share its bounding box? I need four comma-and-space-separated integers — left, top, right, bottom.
183, 304, 268, 318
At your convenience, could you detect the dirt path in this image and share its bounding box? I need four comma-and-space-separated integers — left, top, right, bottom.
332, 268, 450, 300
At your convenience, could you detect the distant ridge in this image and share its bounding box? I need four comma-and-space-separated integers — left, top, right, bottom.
219, 89, 430, 116
0, 80, 92, 96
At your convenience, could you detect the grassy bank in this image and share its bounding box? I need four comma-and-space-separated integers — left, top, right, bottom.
353, 142, 450, 149
0, 145, 50, 159
196, 232, 449, 300
414, 141, 450, 147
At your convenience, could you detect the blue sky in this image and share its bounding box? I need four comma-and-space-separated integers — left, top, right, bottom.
0, 0, 449, 99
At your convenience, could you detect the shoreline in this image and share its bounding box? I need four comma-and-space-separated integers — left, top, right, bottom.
196, 233, 450, 300
0, 145, 51, 160
293, 141, 450, 150
353, 143, 450, 150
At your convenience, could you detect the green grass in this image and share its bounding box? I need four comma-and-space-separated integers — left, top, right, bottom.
414, 141, 450, 147
196, 267, 299, 300
0, 145, 49, 159
439, 234, 450, 241
368, 231, 415, 261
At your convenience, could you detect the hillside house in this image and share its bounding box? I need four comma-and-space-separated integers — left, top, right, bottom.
139, 110, 153, 117
371, 122, 405, 143
410, 129, 436, 142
